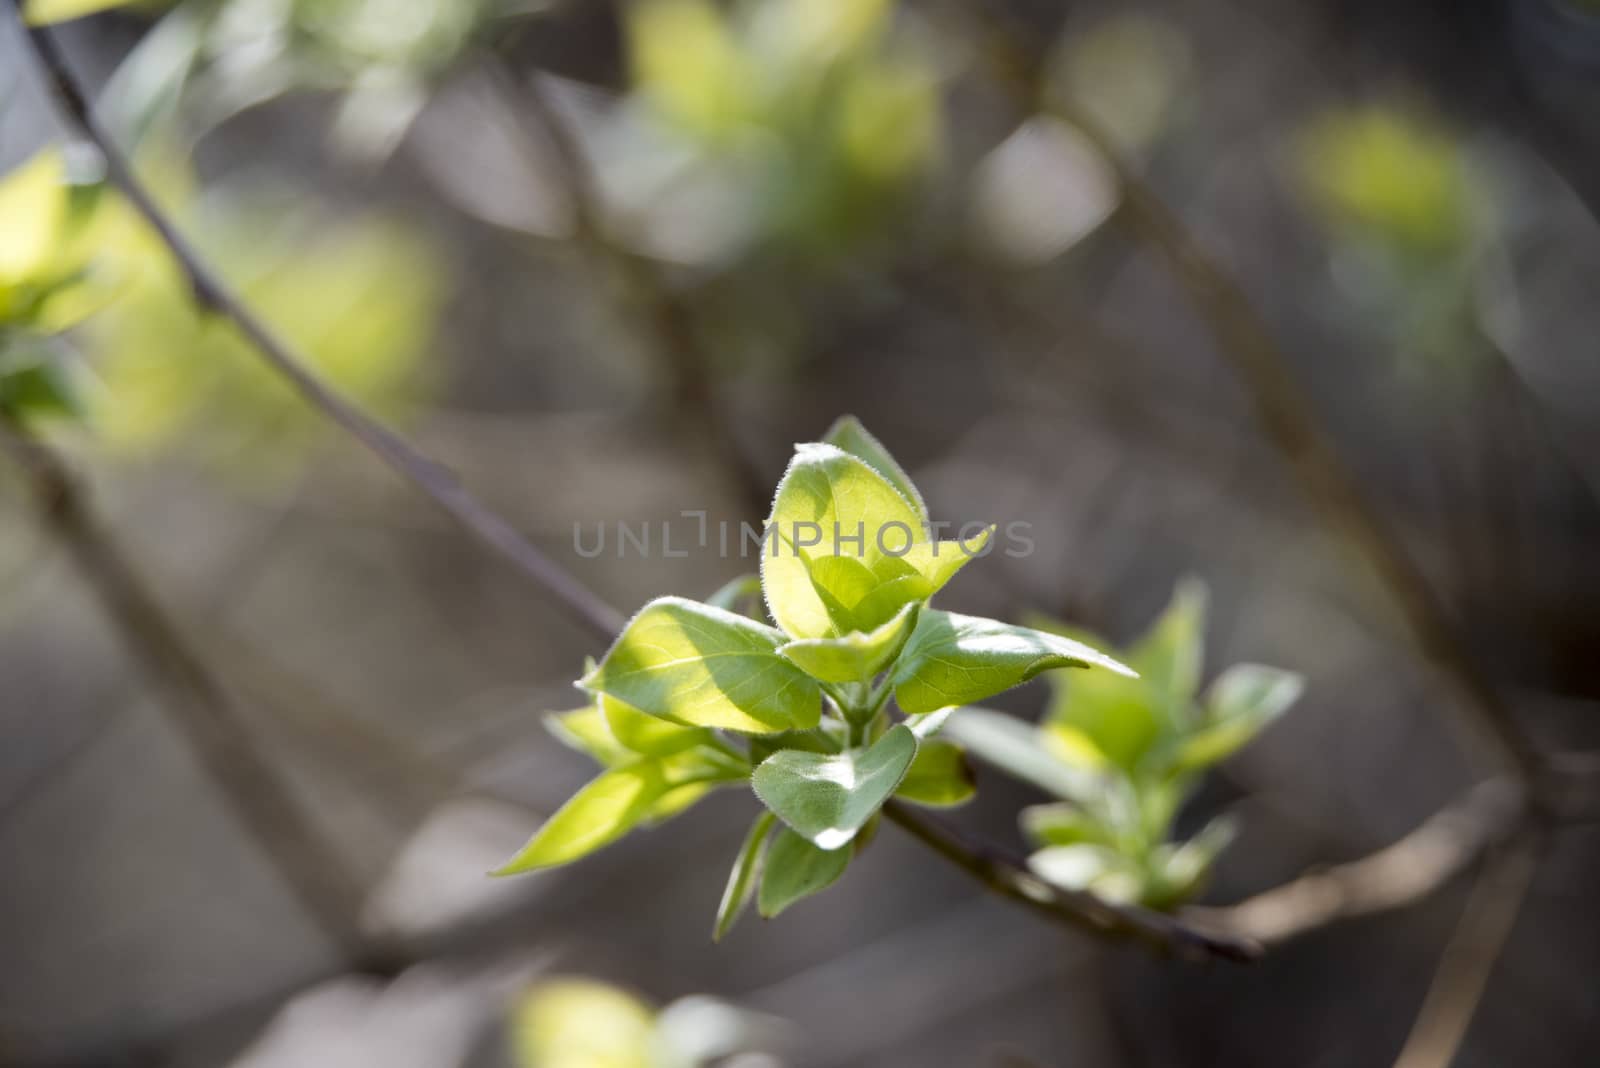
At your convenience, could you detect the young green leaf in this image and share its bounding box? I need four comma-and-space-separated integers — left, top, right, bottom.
762, 442, 927, 639
714, 811, 776, 941
943, 707, 1103, 803
776, 602, 918, 683
1167, 664, 1302, 774
1027, 843, 1146, 904
751, 723, 918, 849
545, 704, 629, 767
494, 762, 674, 873
1044, 664, 1162, 774
757, 827, 852, 918
1147, 814, 1237, 907
893, 740, 976, 807
822, 414, 928, 521
705, 573, 764, 616
495, 750, 746, 873
601, 694, 715, 757
1126, 578, 1208, 714
1020, 803, 1117, 848
581, 596, 821, 734
893, 610, 1134, 715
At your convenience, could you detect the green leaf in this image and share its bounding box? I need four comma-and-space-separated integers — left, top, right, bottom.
545, 704, 629, 767
495, 750, 745, 873
757, 827, 852, 918
511, 978, 656, 1068
777, 602, 919, 683
0, 347, 86, 426
581, 596, 821, 734
601, 694, 715, 758
22, 0, 134, 29
1147, 814, 1237, 907
1020, 802, 1117, 848
943, 706, 1104, 803
705, 573, 763, 616
713, 811, 775, 941
1167, 664, 1302, 774
751, 723, 918, 849
822, 414, 928, 521
893, 610, 1134, 715
1045, 664, 1161, 774
1126, 578, 1208, 714
494, 763, 674, 873
762, 442, 927, 639
894, 740, 976, 807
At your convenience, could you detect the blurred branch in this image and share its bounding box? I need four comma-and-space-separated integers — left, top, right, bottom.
9, 8, 624, 642
1390, 835, 1540, 1068
960, 5, 1541, 788
0, 424, 371, 957
478, 49, 769, 515
882, 801, 1261, 963
1185, 779, 1526, 946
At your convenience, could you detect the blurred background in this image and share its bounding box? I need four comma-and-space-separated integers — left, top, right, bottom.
2, 0, 1599, 1065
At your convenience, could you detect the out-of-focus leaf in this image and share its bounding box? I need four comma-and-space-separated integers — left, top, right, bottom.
1165, 664, 1302, 774
1125, 578, 1207, 715
943, 706, 1104, 803
23, 0, 133, 27
893, 610, 1133, 715
893, 739, 975, 807
511, 978, 656, 1068
1020, 802, 1116, 848
822, 414, 927, 521
777, 602, 918, 683
581, 597, 821, 734
628, 0, 750, 138
1147, 814, 1237, 908
713, 810, 775, 941
705, 573, 763, 616
1043, 650, 1162, 774
751, 723, 917, 849
757, 827, 851, 918
838, 55, 939, 184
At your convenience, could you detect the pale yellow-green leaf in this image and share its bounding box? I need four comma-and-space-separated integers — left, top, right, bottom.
776, 601, 918, 683
23, 0, 134, 27
893, 739, 975, 808
510, 978, 656, 1068
582, 596, 821, 734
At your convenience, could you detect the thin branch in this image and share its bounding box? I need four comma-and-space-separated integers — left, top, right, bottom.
882, 801, 1261, 963
9, 9, 624, 642
0, 424, 371, 957
1185, 778, 1526, 946
1391, 835, 1540, 1068
962, 6, 1542, 786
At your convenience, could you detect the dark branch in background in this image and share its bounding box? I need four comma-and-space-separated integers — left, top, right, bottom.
883, 802, 1261, 963
0, 424, 372, 959
9, 8, 624, 643
479, 47, 771, 516
1185, 779, 1526, 946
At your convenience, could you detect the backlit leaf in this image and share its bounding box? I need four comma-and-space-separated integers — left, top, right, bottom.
751, 723, 917, 849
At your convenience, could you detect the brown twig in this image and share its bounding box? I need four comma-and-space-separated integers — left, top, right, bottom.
1184, 779, 1526, 946
1390, 835, 1540, 1068
9, 8, 624, 642
0, 425, 371, 957
882, 801, 1261, 963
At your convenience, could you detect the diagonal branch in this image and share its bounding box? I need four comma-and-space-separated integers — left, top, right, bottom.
882, 801, 1261, 963
0, 424, 371, 957
9, 7, 623, 642
1184, 778, 1526, 946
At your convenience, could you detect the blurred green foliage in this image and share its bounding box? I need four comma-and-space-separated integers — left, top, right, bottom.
949, 581, 1302, 908
0, 148, 443, 467
625, 0, 941, 254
